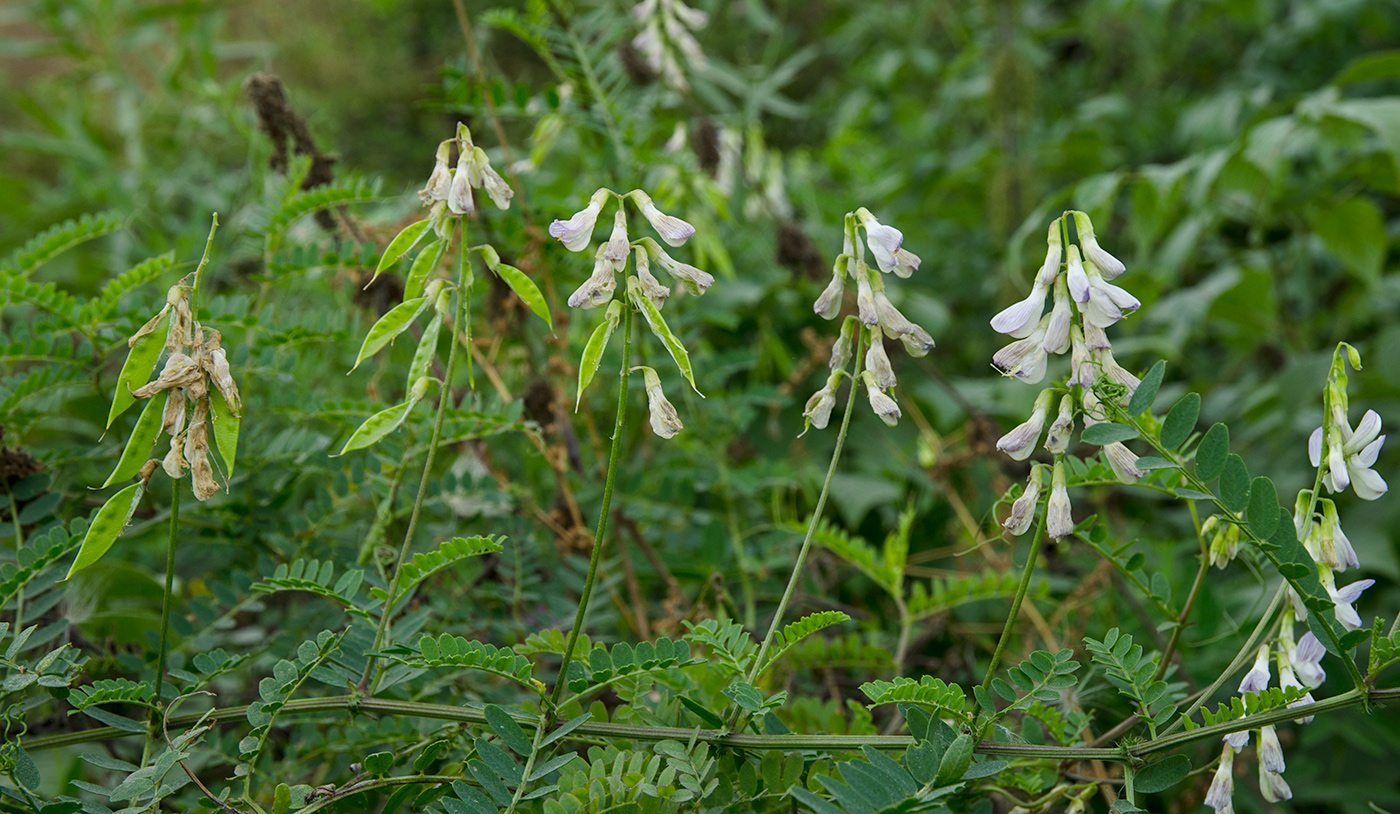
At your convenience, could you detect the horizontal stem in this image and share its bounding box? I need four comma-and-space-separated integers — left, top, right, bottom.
27, 687, 1398, 759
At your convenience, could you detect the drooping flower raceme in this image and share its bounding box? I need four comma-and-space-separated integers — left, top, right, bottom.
418, 123, 512, 238
802, 210, 934, 434
630, 0, 708, 92
992, 211, 1143, 536
549, 188, 713, 439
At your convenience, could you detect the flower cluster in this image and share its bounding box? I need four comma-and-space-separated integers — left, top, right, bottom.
803, 209, 933, 432
418, 123, 512, 237
631, 0, 708, 92
125, 283, 241, 501
549, 188, 713, 438
1207, 344, 1386, 813
993, 212, 1140, 538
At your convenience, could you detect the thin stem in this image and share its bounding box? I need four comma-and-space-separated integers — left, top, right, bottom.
24, 687, 1400, 759
360, 224, 471, 691
190, 213, 219, 311
981, 506, 1047, 692
549, 304, 633, 716
7, 489, 24, 637
744, 340, 864, 691
1153, 531, 1211, 682
143, 485, 180, 767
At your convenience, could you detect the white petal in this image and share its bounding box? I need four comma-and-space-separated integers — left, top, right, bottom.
1308, 427, 1323, 467
1349, 409, 1382, 452
990, 284, 1047, 337
1328, 441, 1351, 492
1067, 252, 1090, 303
1357, 434, 1385, 468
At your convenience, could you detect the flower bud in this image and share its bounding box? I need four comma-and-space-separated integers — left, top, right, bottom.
641, 238, 714, 296
1073, 211, 1126, 279
1204, 745, 1235, 813
1035, 219, 1063, 287
633, 248, 670, 310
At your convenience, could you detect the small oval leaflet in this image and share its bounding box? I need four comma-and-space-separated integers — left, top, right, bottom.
1080, 422, 1139, 445
1195, 422, 1230, 481
1219, 454, 1252, 512
494, 263, 552, 330
1246, 476, 1280, 538
1159, 392, 1201, 449
1127, 360, 1166, 417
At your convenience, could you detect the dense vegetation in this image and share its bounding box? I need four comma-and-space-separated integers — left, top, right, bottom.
2, 0, 1400, 812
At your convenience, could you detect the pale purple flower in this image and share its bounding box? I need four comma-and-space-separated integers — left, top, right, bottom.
1258, 725, 1286, 774
1292, 632, 1326, 688
1044, 394, 1074, 455
1103, 441, 1144, 485
1310, 409, 1387, 500
1073, 211, 1126, 279
640, 367, 683, 439
994, 319, 1050, 384
633, 248, 669, 310
631, 190, 695, 247
1066, 245, 1090, 304
1047, 462, 1073, 539
991, 282, 1048, 339
1041, 279, 1072, 354
566, 244, 621, 309
997, 389, 1053, 461
864, 326, 897, 389
549, 189, 610, 252
1259, 761, 1292, 803
1240, 644, 1272, 694
863, 371, 901, 427
641, 239, 714, 296
1035, 219, 1063, 287
803, 384, 836, 431
1204, 744, 1235, 814
1004, 465, 1044, 536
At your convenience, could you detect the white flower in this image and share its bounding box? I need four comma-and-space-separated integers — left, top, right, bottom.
1035, 219, 1063, 287
873, 289, 934, 357
1047, 462, 1073, 539
864, 326, 897, 389
1309, 409, 1387, 500
1257, 724, 1286, 774
633, 248, 670, 310
1103, 442, 1144, 485
567, 244, 621, 309
447, 146, 476, 216
993, 319, 1050, 384
1081, 387, 1108, 428
862, 371, 901, 427
1259, 760, 1292, 803
1292, 632, 1326, 688
1204, 744, 1236, 814
1041, 279, 1072, 354
1082, 321, 1111, 351
803, 384, 837, 431
1044, 394, 1074, 455
1068, 327, 1093, 387
1066, 245, 1090, 304
814, 260, 846, 319
1092, 349, 1140, 395
640, 367, 683, 439
1072, 211, 1126, 279
1323, 570, 1374, 630
476, 150, 513, 210
549, 189, 610, 252
1077, 259, 1140, 329
855, 208, 913, 276
603, 208, 630, 264
641, 239, 714, 296
854, 256, 878, 326
1318, 499, 1360, 571
990, 282, 1048, 339
829, 317, 858, 372
997, 389, 1053, 461
1004, 465, 1044, 536
418, 140, 452, 204
630, 190, 695, 247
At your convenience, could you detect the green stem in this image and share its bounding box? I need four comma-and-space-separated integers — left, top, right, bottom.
1158, 583, 1287, 738
360, 226, 471, 692
144, 485, 180, 766
980, 503, 1047, 693
25, 687, 1398, 759
744, 339, 865, 690
7, 489, 24, 638
504, 712, 549, 813
189, 213, 219, 310
1152, 529, 1211, 683
549, 303, 633, 716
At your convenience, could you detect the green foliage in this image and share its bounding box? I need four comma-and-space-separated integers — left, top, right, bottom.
1181, 686, 1312, 732
3, 212, 124, 277
1082, 629, 1179, 737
